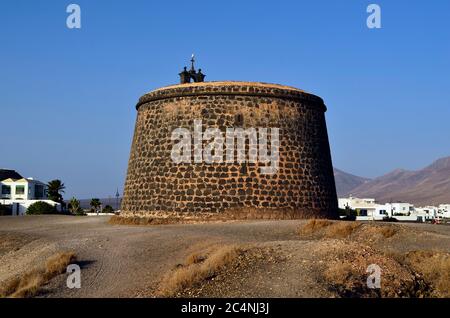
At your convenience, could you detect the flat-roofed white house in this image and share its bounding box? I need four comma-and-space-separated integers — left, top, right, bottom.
415, 206, 439, 221
0, 171, 60, 216
338, 196, 419, 221
388, 202, 415, 216
338, 196, 377, 217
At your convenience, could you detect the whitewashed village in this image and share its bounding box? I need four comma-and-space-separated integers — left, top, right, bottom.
1, 168, 449, 223
339, 196, 450, 223
0, 169, 117, 216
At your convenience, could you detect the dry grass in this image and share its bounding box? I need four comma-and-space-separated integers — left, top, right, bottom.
156, 245, 243, 297
185, 252, 207, 265
324, 222, 361, 238
320, 241, 431, 298
0, 251, 76, 298
400, 250, 450, 297
109, 214, 224, 225
109, 215, 184, 225
299, 221, 446, 297
110, 209, 338, 226
298, 219, 400, 240
298, 219, 361, 238
355, 224, 400, 240
45, 252, 77, 277
298, 220, 450, 297
298, 219, 334, 235
323, 261, 372, 297
379, 227, 398, 238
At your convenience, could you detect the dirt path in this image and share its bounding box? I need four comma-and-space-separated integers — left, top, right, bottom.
0, 216, 449, 297
0, 216, 303, 297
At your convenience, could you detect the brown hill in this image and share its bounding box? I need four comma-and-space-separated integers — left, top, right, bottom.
333, 168, 370, 196
344, 156, 450, 206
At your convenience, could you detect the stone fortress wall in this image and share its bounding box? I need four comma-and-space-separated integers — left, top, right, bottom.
121, 81, 338, 219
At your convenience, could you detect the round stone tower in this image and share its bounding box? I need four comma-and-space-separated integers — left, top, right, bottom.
121, 81, 338, 219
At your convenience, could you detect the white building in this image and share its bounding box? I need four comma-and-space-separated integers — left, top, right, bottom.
415, 206, 439, 221
338, 196, 418, 221
0, 176, 60, 216
388, 202, 415, 216
338, 196, 377, 217
438, 204, 450, 218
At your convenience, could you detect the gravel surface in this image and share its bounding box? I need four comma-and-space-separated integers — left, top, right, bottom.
0, 216, 448, 297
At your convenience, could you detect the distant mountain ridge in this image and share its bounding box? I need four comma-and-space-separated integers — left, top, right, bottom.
71, 157, 450, 209
335, 156, 450, 206
333, 168, 371, 196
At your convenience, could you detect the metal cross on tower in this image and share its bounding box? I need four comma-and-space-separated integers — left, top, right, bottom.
179, 54, 206, 84
190, 54, 195, 72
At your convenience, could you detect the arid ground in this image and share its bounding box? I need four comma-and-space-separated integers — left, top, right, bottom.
0, 216, 449, 298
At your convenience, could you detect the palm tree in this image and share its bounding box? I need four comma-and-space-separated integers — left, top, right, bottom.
47, 179, 65, 203
69, 197, 81, 215
90, 198, 101, 213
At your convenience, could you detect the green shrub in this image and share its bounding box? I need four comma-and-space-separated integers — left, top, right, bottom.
75, 208, 86, 216
339, 208, 357, 220
68, 197, 85, 216
103, 205, 114, 214
26, 201, 58, 215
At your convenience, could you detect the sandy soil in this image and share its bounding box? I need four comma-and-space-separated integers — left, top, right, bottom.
0, 216, 448, 298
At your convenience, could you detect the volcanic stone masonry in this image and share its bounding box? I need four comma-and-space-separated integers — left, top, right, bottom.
121, 81, 338, 219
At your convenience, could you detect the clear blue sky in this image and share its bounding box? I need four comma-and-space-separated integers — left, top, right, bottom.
1, 0, 449, 199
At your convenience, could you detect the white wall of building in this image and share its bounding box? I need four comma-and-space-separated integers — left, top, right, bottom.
438, 204, 450, 218
388, 203, 414, 216
338, 197, 420, 221
1, 178, 48, 200
1, 177, 59, 216
1, 199, 61, 216
338, 196, 377, 217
